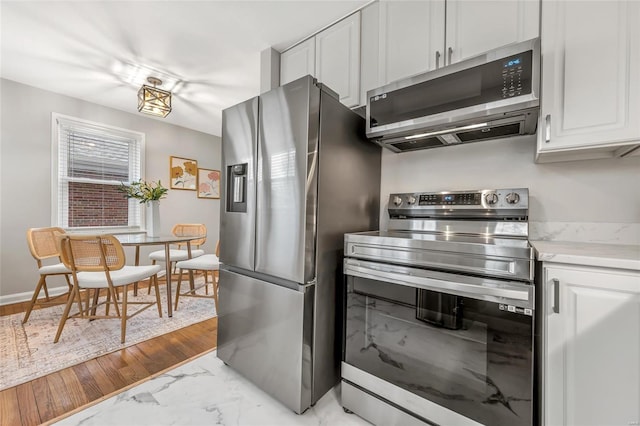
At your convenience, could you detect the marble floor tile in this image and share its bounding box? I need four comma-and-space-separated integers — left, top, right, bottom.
54, 351, 371, 426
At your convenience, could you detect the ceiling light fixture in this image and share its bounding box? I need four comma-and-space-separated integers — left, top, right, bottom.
138, 77, 172, 118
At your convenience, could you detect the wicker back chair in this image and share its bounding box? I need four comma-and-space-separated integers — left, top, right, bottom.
173, 223, 207, 249
147, 223, 207, 293
174, 240, 220, 312
23, 227, 75, 323
54, 234, 163, 344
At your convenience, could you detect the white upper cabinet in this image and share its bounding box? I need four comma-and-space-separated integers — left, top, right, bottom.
360, 1, 445, 104
280, 38, 315, 87
360, 0, 540, 107
536, 0, 640, 162
445, 0, 540, 65
280, 13, 361, 108
280, 1, 542, 109
315, 13, 361, 107
377, 1, 445, 85
360, 3, 381, 107
542, 264, 640, 426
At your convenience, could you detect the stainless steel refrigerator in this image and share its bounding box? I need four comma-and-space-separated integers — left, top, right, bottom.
218, 75, 381, 414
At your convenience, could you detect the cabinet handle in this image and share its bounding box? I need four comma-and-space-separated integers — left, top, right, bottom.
435, 51, 441, 69
552, 278, 560, 313
545, 114, 551, 143
447, 47, 453, 65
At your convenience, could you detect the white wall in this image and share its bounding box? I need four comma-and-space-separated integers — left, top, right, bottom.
380, 135, 640, 229
0, 78, 221, 301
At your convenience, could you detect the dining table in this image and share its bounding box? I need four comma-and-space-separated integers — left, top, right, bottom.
116, 233, 204, 317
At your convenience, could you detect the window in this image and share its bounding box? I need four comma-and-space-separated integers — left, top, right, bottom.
52, 114, 145, 231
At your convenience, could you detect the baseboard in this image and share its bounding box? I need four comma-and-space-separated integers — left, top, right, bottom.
0, 286, 69, 306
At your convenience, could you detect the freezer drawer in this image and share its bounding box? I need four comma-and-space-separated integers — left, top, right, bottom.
217, 268, 314, 414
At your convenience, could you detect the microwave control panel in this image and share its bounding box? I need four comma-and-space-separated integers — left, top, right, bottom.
502, 56, 525, 98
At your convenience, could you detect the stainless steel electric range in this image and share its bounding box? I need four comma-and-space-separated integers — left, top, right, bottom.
342, 188, 535, 426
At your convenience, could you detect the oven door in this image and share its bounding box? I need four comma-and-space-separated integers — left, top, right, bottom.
343, 258, 534, 426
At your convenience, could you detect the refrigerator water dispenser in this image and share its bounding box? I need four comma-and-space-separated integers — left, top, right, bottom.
227, 163, 247, 212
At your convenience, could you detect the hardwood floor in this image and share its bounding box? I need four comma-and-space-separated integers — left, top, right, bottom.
0, 287, 218, 426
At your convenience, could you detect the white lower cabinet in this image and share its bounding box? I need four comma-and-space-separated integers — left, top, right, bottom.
542, 264, 640, 426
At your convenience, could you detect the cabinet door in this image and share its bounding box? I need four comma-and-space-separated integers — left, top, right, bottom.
280, 37, 315, 86
378, 0, 445, 85
315, 12, 361, 107
445, 0, 540, 65
360, 2, 380, 107
536, 1, 640, 162
543, 265, 640, 426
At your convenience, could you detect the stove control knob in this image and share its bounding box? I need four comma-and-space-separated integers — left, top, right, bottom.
393, 196, 403, 206
407, 196, 417, 205
485, 193, 499, 205
505, 192, 520, 204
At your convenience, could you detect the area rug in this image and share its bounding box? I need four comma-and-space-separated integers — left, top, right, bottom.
0, 279, 216, 391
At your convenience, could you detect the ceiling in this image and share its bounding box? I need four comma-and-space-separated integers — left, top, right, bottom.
1, 1, 368, 137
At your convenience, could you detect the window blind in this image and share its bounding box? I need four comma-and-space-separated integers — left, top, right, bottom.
53, 115, 144, 230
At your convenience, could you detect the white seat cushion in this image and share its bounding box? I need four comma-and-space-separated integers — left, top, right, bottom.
148, 249, 205, 262
76, 264, 163, 288
176, 254, 220, 271
39, 263, 71, 275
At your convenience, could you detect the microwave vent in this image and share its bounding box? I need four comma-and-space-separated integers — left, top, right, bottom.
391, 137, 443, 152
381, 112, 536, 153
457, 122, 522, 142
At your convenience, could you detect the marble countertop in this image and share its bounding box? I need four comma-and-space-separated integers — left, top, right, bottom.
531, 240, 640, 271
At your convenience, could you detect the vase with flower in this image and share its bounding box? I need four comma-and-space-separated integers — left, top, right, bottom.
118, 180, 168, 237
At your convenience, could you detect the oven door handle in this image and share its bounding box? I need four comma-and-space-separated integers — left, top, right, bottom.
345, 260, 533, 308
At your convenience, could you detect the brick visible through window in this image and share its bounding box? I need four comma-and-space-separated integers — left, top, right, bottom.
68, 182, 129, 227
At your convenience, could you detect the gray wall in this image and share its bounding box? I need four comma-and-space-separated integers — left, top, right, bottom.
0, 78, 221, 300
380, 135, 640, 229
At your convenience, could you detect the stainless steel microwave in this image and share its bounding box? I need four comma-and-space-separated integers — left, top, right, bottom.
366, 38, 540, 152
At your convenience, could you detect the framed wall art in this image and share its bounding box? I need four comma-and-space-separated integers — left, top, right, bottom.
197, 168, 220, 199
170, 156, 197, 190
